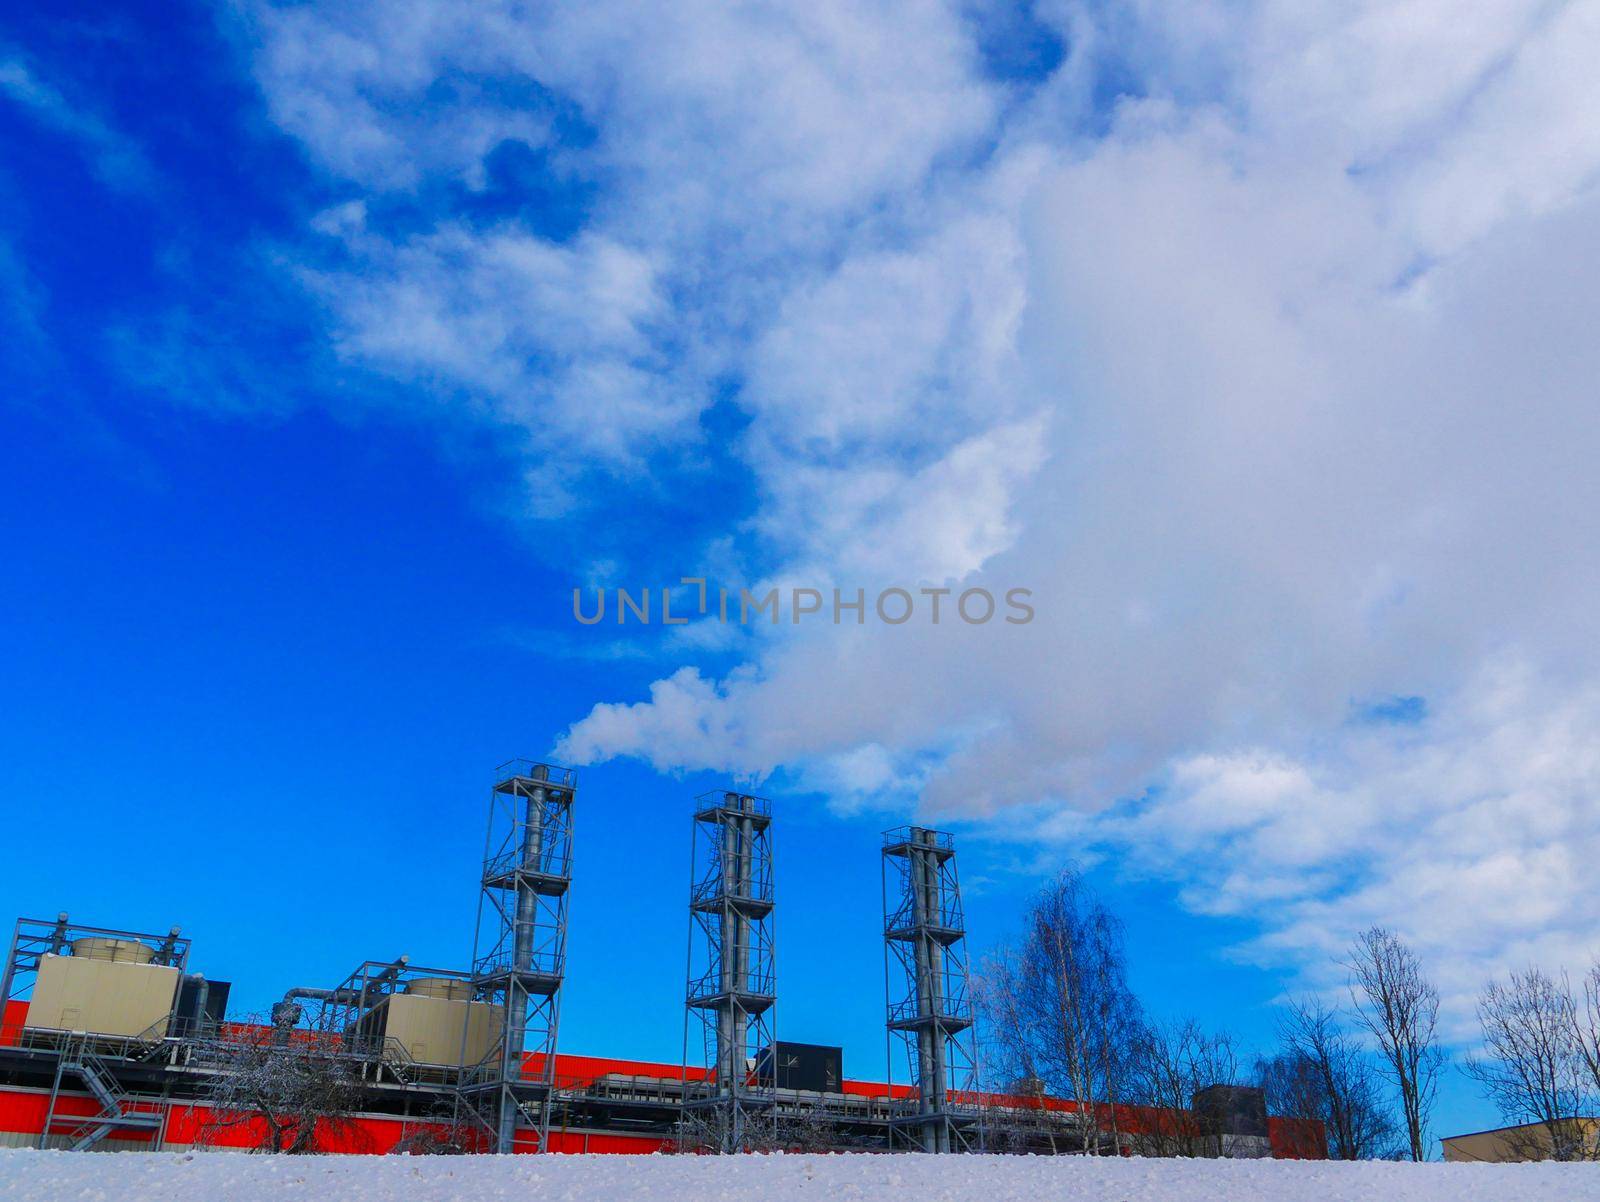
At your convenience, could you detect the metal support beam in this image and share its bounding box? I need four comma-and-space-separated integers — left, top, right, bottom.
682, 790, 776, 1152
459, 760, 575, 1152
883, 826, 981, 1152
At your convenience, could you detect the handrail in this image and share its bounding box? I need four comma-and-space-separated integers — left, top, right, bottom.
886, 994, 972, 1025
481, 844, 573, 882
882, 826, 955, 852
686, 968, 775, 1001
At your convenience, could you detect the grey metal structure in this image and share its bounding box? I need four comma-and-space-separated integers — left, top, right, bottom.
1, 914, 189, 1018
279, 955, 440, 1046
882, 826, 982, 1152
457, 760, 575, 1152
681, 790, 776, 1152
2, 915, 190, 1150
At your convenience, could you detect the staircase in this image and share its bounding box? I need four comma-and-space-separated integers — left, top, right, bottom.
40, 1040, 164, 1151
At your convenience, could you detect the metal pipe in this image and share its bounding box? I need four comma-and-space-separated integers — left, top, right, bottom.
736, 796, 755, 1092
157, 925, 184, 968
718, 794, 742, 1095
182, 974, 211, 1038
910, 828, 949, 1152
271, 986, 335, 1035
281, 988, 337, 1004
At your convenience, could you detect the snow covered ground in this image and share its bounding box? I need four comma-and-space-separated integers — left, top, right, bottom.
0, 1149, 1595, 1201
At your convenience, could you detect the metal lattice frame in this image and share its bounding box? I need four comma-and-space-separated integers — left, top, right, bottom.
1, 915, 190, 1026
294, 958, 476, 1062
458, 760, 575, 1152
681, 790, 776, 1152
882, 826, 982, 1152
303, 958, 410, 1049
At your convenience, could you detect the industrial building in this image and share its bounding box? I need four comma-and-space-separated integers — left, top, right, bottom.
1440, 1119, 1600, 1163
0, 760, 1322, 1158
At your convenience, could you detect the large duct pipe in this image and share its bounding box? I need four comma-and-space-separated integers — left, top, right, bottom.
715, 792, 757, 1096
182, 974, 211, 1038
271, 988, 333, 1039
910, 828, 949, 1152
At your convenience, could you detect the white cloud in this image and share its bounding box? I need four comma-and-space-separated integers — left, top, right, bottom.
302, 222, 685, 507
556, 665, 764, 779
247, 0, 1001, 513
0, 52, 153, 192
1106, 661, 1600, 1034
240, 0, 1600, 1025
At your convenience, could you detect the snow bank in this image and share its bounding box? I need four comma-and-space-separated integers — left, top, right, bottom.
0, 1149, 1594, 1201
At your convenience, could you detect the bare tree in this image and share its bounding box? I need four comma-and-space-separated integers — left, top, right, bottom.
1466, 967, 1595, 1162
195, 1020, 368, 1154
982, 1076, 1063, 1155
976, 869, 1145, 1154
388, 1105, 481, 1155
1346, 927, 1445, 1161
1126, 1019, 1241, 1157
1257, 1049, 1323, 1140
1579, 960, 1600, 1108
770, 1106, 874, 1152
1260, 997, 1399, 1159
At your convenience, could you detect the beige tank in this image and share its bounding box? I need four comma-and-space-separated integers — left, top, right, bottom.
360, 979, 502, 1067
28, 951, 178, 1037
71, 937, 157, 964
403, 977, 474, 1001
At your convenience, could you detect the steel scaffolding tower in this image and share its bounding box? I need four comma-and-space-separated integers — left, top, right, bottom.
458, 760, 575, 1152
681, 790, 776, 1152
883, 826, 982, 1152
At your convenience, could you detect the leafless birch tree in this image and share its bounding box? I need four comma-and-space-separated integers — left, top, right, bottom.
976, 869, 1144, 1153
1347, 926, 1444, 1161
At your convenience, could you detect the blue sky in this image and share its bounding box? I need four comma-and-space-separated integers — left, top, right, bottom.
6, 0, 1600, 1149
0, 386, 1277, 1078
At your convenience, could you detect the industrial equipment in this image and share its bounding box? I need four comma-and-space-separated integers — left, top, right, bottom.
6, 918, 191, 1043
0, 915, 200, 1149
457, 760, 576, 1152
759, 1041, 843, 1093
361, 977, 503, 1068
681, 790, 777, 1152
0, 764, 1313, 1158
883, 826, 982, 1152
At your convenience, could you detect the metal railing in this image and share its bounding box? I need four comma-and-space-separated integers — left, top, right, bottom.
495, 761, 576, 789
481, 843, 574, 884
886, 992, 973, 1027
884, 894, 965, 936
686, 967, 776, 1005
2, 1021, 168, 1061
689, 874, 773, 908
693, 790, 772, 820
882, 826, 955, 853
471, 947, 566, 981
